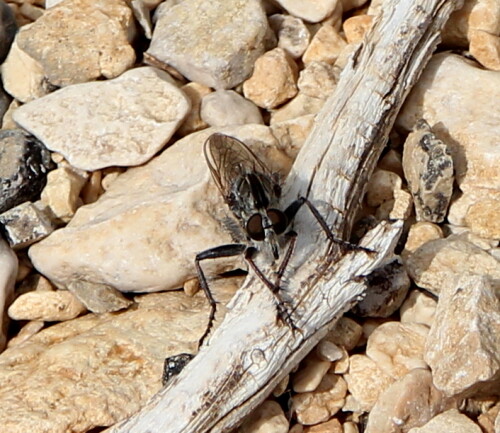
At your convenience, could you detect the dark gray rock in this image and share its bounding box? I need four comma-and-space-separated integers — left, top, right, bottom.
0, 129, 54, 214
0, 0, 17, 63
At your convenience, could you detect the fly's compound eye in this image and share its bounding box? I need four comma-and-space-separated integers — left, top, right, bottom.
267, 209, 288, 235
247, 214, 265, 241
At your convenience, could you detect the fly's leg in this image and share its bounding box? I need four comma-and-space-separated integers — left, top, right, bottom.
195, 243, 247, 347
245, 247, 297, 333
284, 197, 373, 254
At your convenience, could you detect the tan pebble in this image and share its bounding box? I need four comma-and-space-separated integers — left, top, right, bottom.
400, 290, 437, 327
243, 48, 298, 109
469, 29, 500, 71
178, 82, 212, 136
323, 316, 363, 351
303, 418, 342, 433
8, 290, 86, 321
183, 278, 200, 297
302, 25, 347, 64
343, 15, 373, 43
238, 400, 289, 433
401, 222, 443, 261
293, 352, 332, 393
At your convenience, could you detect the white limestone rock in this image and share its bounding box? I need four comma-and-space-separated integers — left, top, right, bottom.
147, 0, 269, 89
28, 125, 291, 293
292, 352, 332, 393
408, 409, 482, 433
13, 67, 191, 171
274, 0, 341, 23
200, 90, 264, 127
15, 0, 136, 87
424, 274, 500, 397
269, 14, 310, 59
397, 53, 500, 232
237, 400, 289, 433
400, 290, 437, 328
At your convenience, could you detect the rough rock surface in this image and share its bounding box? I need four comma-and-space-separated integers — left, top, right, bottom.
13, 67, 190, 171
28, 126, 290, 292
0, 239, 17, 350
15, 0, 136, 87
147, 0, 269, 89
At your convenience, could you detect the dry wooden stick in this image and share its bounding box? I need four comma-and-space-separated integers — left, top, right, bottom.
109, 0, 463, 431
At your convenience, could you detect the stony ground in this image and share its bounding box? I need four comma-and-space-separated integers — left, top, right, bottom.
0, 0, 499, 433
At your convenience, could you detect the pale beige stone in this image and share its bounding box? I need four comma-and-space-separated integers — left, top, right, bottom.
289, 424, 304, 433
41, 167, 88, 223
7, 320, 45, 348
183, 277, 200, 297
303, 418, 342, 433
365, 369, 448, 433
378, 149, 403, 178
274, 0, 340, 23
315, 340, 344, 362
400, 290, 437, 328
445, 224, 499, 251
0, 239, 17, 350
344, 354, 394, 412
366, 169, 402, 207
270, 93, 325, 124
2, 99, 21, 130
292, 374, 347, 425
0, 34, 49, 103
470, 29, 500, 70
130, 0, 152, 39
343, 15, 373, 43
397, 54, 500, 231
14, 67, 191, 171
297, 61, 338, 99
323, 316, 363, 351
237, 400, 289, 433
366, 322, 429, 380
330, 347, 349, 374
401, 222, 443, 260
465, 199, 500, 239
269, 14, 310, 59
201, 90, 264, 126
293, 352, 332, 393
477, 401, 500, 433
81, 170, 104, 205
147, 0, 268, 89
67, 280, 133, 314
408, 409, 482, 433
272, 374, 289, 397
28, 126, 286, 292
388, 189, 413, 220
303, 25, 347, 64
8, 290, 86, 321
402, 120, 454, 223
243, 48, 298, 109
19, 2, 43, 21
342, 0, 368, 11
270, 114, 315, 161
405, 235, 500, 294
425, 275, 500, 397
177, 82, 212, 136
16, 0, 136, 87
0, 282, 237, 433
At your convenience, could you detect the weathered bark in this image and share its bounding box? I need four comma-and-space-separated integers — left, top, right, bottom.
109, 0, 463, 432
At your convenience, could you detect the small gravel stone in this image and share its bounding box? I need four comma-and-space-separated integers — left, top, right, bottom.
408, 409, 482, 433
147, 0, 269, 89
405, 235, 500, 295
366, 321, 429, 380
243, 48, 298, 109
270, 93, 325, 124
365, 369, 448, 433
292, 373, 347, 425
40, 167, 88, 223
15, 0, 136, 87
322, 316, 363, 351
302, 25, 347, 65
13, 67, 191, 171
201, 90, 264, 127
178, 82, 212, 136
8, 290, 86, 321
469, 29, 500, 71
67, 280, 133, 314
400, 290, 437, 327
402, 119, 454, 223
269, 14, 310, 59
293, 352, 332, 393
343, 15, 374, 43
237, 400, 289, 433
0, 201, 54, 249
401, 222, 443, 260
425, 274, 500, 397
366, 169, 403, 207
0, 129, 54, 213
353, 259, 410, 318
344, 354, 394, 412
274, 0, 340, 23
303, 418, 342, 433
297, 61, 338, 99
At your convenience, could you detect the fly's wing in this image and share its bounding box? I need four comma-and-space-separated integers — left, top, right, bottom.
203, 133, 272, 201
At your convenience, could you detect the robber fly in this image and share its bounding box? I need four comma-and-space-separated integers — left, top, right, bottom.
163, 133, 367, 384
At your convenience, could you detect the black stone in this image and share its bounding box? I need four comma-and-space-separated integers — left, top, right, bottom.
0, 0, 17, 63
0, 129, 54, 214
162, 353, 194, 386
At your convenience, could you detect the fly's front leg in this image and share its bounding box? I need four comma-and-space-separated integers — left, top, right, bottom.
196, 243, 247, 348
284, 197, 374, 254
